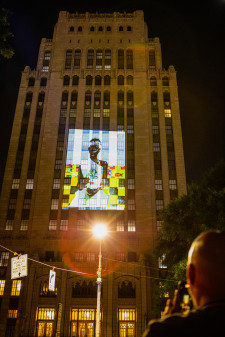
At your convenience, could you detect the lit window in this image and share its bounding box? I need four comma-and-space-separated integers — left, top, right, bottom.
75, 253, 83, 261
11, 280, 22, 296
55, 160, 62, 170
51, 199, 58, 210
49, 220, 57, 231
153, 142, 160, 152
8, 199, 17, 209
20, 220, 29, 231
169, 179, 177, 190
8, 310, 18, 318
37, 308, 55, 320
158, 254, 167, 268
60, 220, 68, 231
43, 50, 51, 72
74, 49, 81, 69
5, 220, 14, 231
53, 179, 60, 189
117, 125, 124, 132
118, 308, 136, 321
87, 253, 95, 262
12, 179, 20, 189
117, 221, 124, 231
127, 125, 134, 134
164, 109, 171, 117
128, 220, 136, 232
0, 280, 6, 296
128, 179, 135, 189
105, 49, 111, 70
96, 49, 103, 70
26, 179, 34, 189
128, 200, 135, 210
156, 199, 164, 210
149, 50, 156, 71
0, 252, 9, 266
155, 179, 163, 190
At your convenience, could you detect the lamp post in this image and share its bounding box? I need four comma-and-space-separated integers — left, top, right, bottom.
92, 224, 107, 337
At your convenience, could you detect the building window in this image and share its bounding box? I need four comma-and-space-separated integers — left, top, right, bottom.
150, 76, 157, 86
76, 220, 84, 231
75, 253, 83, 262
43, 50, 51, 72
153, 142, 160, 152
53, 179, 60, 189
162, 76, 169, 86
11, 280, 22, 296
90, 26, 94, 32
169, 179, 177, 190
152, 125, 159, 134
8, 199, 17, 209
126, 49, 133, 69
12, 179, 20, 189
117, 221, 124, 231
118, 281, 136, 298
74, 49, 81, 68
37, 308, 55, 320
95, 75, 102, 86
154, 160, 162, 170
8, 310, 18, 318
168, 160, 176, 171
149, 50, 156, 70
28, 77, 35, 86
155, 179, 163, 190
5, 220, 14, 230
0, 251, 9, 266
20, 220, 29, 231
36, 308, 55, 336
40, 77, 47, 86
87, 49, 94, 69
51, 199, 58, 210
156, 199, 164, 210
119, 26, 123, 32
87, 253, 95, 262
86, 75, 92, 86
55, 160, 62, 170
116, 252, 125, 261
118, 75, 124, 85
63, 75, 70, 86
78, 26, 82, 32
26, 179, 34, 189
128, 220, 136, 232
60, 220, 68, 231
128, 200, 135, 210
72, 75, 79, 86
164, 109, 172, 118
105, 49, 111, 69
40, 281, 57, 297
127, 125, 134, 134
65, 49, 73, 69
118, 308, 136, 320
118, 49, 124, 69
156, 220, 162, 233
96, 49, 103, 70
23, 199, 31, 209
158, 254, 167, 268
166, 125, 173, 134
0, 280, 5, 296
127, 75, 133, 85
128, 179, 135, 189
69, 26, 74, 32
104, 75, 111, 86
49, 220, 57, 231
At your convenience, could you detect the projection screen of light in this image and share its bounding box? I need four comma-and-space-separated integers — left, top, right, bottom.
62, 129, 125, 210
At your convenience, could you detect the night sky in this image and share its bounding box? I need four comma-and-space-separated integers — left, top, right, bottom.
0, 0, 224, 187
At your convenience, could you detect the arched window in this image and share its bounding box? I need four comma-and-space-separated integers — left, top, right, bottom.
127, 91, 133, 107
65, 49, 72, 69
94, 91, 101, 117
119, 26, 123, 32
28, 77, 35, 87
95, 75, 102, 86
90, 26, 95, 32
150, 76, 157, 86
126, 49, 133, 69
70, 91, 78, 117
149, 50, 156, 70
126, 75, 133, 85
61, 91, 68, 109
84, 91, 92, 110
25, 92, 33, 106
163, 91, 171, 109
118, 91, 124, 107
78, 26, 82, 32
104, 75, 110, 86
162, 76, 169, 86
74, 49, 81, 69
69, 26, 74, 32
151, 91, 158, 103
40, 77, 47, 86
106, 26, 111, 32
86, 75, 92, 86
43, 50, 51, 72
72, 75, 79, 86
98, 26, 103, 32
103, 91, 110, 117
38, 91, 45, 103
118, 49, 124, 69
87, 49, 94, 69
118, 75, 124, 85
63, 75, 70, 86
127, 26, 132, 31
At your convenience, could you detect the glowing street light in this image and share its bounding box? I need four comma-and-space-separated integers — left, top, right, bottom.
92, 224, 107, 337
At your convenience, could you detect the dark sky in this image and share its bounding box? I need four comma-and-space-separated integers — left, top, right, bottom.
0, 0, 224, 187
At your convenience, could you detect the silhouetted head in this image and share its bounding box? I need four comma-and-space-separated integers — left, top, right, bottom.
187, 230, 225, 308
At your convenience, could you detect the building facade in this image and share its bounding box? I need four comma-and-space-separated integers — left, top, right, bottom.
0, 10, 186, 337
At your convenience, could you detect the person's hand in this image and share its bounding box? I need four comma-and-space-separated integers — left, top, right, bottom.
161, 289, 182, 318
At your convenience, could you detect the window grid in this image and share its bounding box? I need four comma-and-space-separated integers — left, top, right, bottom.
155, 179, 163, 190
20, 220, 29, 231
53, 179, 60, 189
5, 220, 14, 231
51, 199, 59, 210
37, 308, 55, 320
0, 280, 6, 296
169, 179, 177, 190
0, 252, 9, 267
49, 220, 57, 231
117, 221, 124, 231
153, 142, 160, 152
60, 220, 68, 231
8, 310, 18, 318
164, 109, 172, 117
26, 179, 34, 189
87, 253, 96, 262
128, 179, 135, 189
12, 179, 20, 189
128, 220, 136, 232
128, 200, 135, 210
156, 199, 164, 210
11, 280, 22, 296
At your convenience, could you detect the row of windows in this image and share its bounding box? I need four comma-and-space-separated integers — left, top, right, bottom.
62, 74, 134, 86
28, 77, 47, 87
155, 179, 177, 190
150, 76, 169, 86
50, 198, 135, 210
69, 25, 133, 33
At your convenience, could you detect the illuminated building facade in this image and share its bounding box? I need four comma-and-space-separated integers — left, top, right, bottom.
0, 10, 186, 337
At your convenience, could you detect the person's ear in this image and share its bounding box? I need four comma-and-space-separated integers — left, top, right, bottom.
187, 263, 196, 285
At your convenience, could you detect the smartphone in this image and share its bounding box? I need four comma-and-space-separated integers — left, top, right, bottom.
177, 281, 193, 313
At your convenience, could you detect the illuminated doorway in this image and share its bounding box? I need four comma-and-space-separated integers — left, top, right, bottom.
36, 308, 55, 337
118, 309, 136, 337
71, 309, 98, 337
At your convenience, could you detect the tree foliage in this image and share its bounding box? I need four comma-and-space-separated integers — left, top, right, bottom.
0, 7, 14, 59
153, 160, 225, 307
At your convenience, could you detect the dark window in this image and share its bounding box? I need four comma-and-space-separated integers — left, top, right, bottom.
95, 75, 102, 86
119, 26, 123, 31
65, 49, 72, 69
149, 50, 156, 70
127, 252, 137, 262
72, 75, 79, 86
63, 75, 70, 86
69, 26, 74, 32
28, 77, 35, 87
45, 251, 54, 262
126, 49, 133, 69
127, 26, 132, 31
90, 26, 94, 32
118, 281, 136, 298
150, 77, 157, 86
118, 75, 124, 85
118, 49, 124, 69
106, 26, 111, 31
98, 26, 103, 31
86, 75, 92, 86
127, 75, 133, 85
74, 49, 81, 68
78, 26, 82, 32
162, 76, 169, 86
87, 49, 94, 69
104, 75, 110, 85
72, 281, 98, 298
40, 77, 47, 86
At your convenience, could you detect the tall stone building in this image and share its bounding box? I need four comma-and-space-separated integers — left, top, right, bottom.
0, 10, 186, 337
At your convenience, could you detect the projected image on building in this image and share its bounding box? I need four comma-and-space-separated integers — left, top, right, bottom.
63, 129, 125, 210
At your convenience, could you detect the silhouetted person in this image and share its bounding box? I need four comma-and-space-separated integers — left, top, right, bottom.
143, 230, 225, 337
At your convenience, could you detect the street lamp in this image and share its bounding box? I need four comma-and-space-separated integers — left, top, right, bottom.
92, 224, 107, 337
